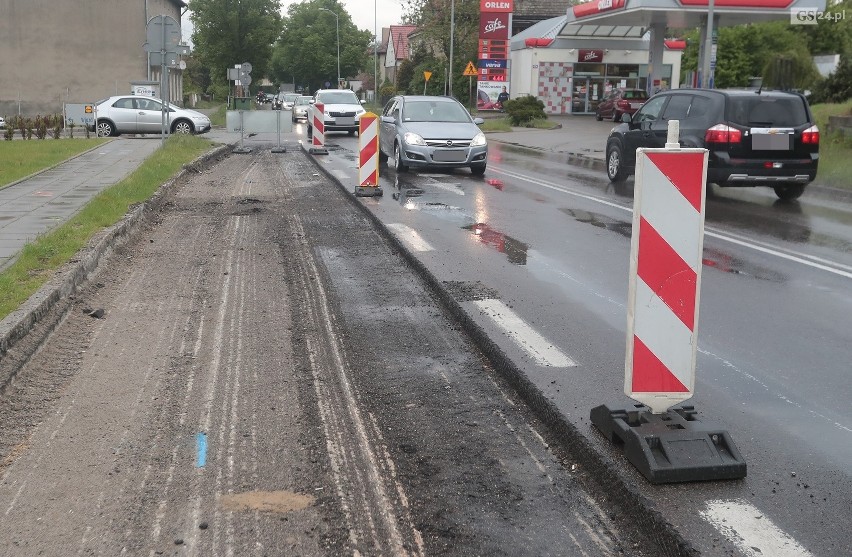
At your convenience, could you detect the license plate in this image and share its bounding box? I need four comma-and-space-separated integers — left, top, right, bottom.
751, 129, 792, 151
335, 117, 354, 126
432, 150, 466, 162
630, 103, 643, 109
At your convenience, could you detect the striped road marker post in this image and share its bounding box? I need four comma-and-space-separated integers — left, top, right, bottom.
590, 120, 746, 483
355, 112, 383, 197
308, 102, 327, 155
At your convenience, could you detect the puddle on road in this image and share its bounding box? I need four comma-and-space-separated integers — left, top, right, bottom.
462, 222, 528, 265
702, 247, 786, 283
563, 208, 788, 282
562, 208, 632, 238
219, 490, 315, 514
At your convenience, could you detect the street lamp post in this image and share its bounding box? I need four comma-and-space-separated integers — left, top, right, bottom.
319, 8, 340, 87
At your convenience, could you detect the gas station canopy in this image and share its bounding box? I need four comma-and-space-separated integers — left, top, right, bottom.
565, 0, 827, 30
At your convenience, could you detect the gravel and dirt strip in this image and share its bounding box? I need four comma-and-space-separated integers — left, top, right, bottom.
0, 148, 672, 556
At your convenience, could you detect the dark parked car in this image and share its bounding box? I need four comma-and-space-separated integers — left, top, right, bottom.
605, 88, 819, 200
595, 88, 648, 121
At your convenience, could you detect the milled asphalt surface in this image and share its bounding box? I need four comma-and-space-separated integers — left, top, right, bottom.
0, 116, 846, 555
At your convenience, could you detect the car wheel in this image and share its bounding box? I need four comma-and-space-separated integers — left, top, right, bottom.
96, 120, 115, 137
595, 112, 603, 121
606, 142, 628, 183
348, 129, 355, 136
612, 111, 621, 122
470, 163, 486, 176
393, 142, 408, 173
773, 183, 806, 201
172, 120, 193, 135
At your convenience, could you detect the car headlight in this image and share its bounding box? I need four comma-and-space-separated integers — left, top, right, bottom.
403, 132, 426, 146
471, 132, 487, 147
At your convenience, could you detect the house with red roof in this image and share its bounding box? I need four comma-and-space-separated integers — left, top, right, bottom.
378, 25, 418, 87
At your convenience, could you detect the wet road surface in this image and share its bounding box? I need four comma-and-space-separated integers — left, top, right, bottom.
303, 129, 852, 557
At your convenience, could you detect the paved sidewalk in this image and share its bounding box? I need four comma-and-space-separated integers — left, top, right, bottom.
486, 114, 615, 164
0, 137, 162, 270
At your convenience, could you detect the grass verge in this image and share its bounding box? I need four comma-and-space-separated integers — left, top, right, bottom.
1, 139, 110, 189
0, 135, 216, 320
810, 100, 852, 190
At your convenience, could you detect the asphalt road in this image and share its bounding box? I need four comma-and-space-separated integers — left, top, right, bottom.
0, 146, 673, 556
1, 116, 850, 556
301, 127, 852, 557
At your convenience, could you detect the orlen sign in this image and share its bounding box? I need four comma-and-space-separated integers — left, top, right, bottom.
573, 0, 626, 18
480, 0, 513, 12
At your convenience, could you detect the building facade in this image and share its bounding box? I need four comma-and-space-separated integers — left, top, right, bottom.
511, 16, 684, 115
0, 0, 186, 118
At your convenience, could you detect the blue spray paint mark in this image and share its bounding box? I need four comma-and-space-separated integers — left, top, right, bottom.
196, 432, 208, 468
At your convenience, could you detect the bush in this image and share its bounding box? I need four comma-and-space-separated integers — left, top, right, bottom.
811, 55, 852, 104
503, 95, 547, 126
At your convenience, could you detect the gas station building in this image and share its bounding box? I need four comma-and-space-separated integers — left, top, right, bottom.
508, 0, 827, 115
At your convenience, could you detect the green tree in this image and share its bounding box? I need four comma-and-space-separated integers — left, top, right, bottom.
400, 0, 479, 100
681, 21, 820, 89
794, 0, 852, 56
270, 0, 372, 92
812, 55, 852, 102
189, 0, 282, 93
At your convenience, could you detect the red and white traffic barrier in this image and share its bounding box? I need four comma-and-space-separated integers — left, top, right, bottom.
355, 112, 382, 196
625, 122, 708, 414
309, 102, 327, 154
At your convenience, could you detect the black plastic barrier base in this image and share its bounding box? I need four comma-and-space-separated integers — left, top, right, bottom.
590, 403, 747, 484
354, 186, 383, 197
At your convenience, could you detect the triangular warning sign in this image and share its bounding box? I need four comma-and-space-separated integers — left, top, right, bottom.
463, 61, 478, 76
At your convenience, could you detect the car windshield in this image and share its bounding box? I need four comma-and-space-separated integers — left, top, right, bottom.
316, 91, 359, 104
284, 94, 299, 102
402, 100, 471, 123
728, 96, 809, 127
295, 97, 312, 105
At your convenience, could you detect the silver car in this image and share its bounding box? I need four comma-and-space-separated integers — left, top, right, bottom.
379, 95, 487, 175
90, 95, 212, 137
280, 92, 300, 111
292, 95, 313, 123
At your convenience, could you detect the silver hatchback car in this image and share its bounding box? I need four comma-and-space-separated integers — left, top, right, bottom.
90, 95, 212, 137
379, 95, 487, 175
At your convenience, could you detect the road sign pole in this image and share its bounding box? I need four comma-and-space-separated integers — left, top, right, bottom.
590, 120, 746, 483
271, 109, 286, 153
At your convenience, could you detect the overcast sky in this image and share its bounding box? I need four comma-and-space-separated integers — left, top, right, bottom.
183, 0, 404, 44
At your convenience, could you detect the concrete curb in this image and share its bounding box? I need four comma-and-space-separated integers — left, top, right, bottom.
0, 143, 233, 392
302, 143, 699, 557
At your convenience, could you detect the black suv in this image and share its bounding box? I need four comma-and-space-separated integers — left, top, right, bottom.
605, 88, 820, 200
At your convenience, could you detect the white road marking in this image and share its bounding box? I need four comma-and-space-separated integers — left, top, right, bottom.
701, 500, 815, 557
490, 166, 852, 280
472, 299, 576, 367
386, 223, 435, 252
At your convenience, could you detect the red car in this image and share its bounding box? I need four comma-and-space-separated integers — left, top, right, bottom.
595, 88, 649, 122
